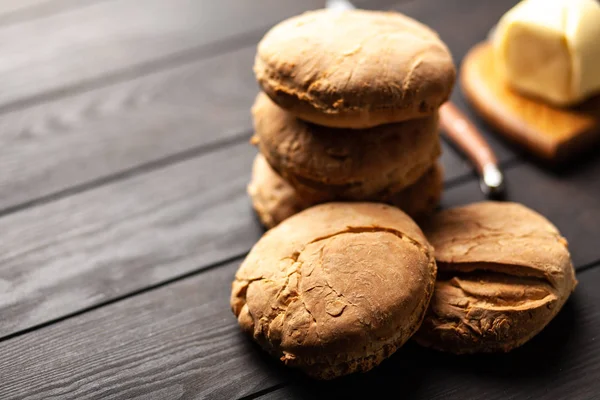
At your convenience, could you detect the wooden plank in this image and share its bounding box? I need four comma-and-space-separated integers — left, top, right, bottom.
442, 156, 600, 269
0, 135, 471, 339
255, 266, 600, 400
0, 0, 323, 108
0, 0, 408, 110
1, 258, 598, 400
0, 142, 258, 338
0, 0, 105, 26
0, 45, 257, 212
0, 259, 283, 400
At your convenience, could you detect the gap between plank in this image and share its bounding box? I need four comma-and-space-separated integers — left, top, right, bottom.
237, 383, 288, 400
575, 260, 600, 274
0, 130, 253, 219
0, 0, 403, 117
0, 252, 248, 343
0, 27, 266, 117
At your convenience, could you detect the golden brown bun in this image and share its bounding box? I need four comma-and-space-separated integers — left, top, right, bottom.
231, 202, 437, 379
378, 162, 443, 221
254, 9, 455, 128
247, 154, 329, 228
414, 202, 577, 354
252, 93, 441, 200
248, 153, 443, 228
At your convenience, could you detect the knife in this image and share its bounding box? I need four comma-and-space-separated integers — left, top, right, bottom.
326, 0, 505, 197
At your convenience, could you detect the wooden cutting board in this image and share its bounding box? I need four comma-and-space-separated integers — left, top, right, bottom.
460, 42, 600, 163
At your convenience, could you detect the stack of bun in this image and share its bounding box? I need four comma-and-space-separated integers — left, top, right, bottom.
248, 9, 456, 228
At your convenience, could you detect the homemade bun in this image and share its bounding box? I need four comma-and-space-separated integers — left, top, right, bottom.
231, 202, 436, 379
414, 202, 577, 353
254, 9, 455, 128
248, 153, 443, 228
252, 93, 440, 200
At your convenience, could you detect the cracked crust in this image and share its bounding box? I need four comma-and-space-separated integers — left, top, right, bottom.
414, 202, 577, 354
231, 202, 437, 379
248, 153, 443, 228
254, 9, 455, 128
252, 93, 441, 200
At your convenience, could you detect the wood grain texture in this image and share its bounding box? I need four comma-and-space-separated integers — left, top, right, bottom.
0, 0, 406, 110
1, 258, 598, 400
442, 155, 600, 269
0, 259, 284, 400
0, 0, 107, 26
461, 42, 600, 162
0, 142, 261, 338
0, 0, 326, 109
0, 46, 257, 212
257, 267, 600, 400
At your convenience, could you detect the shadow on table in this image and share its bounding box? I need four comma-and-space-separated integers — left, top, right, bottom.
255, 297, 580, 399
550, 141, 600, 178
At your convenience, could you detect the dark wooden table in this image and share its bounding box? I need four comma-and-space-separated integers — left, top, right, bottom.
0, 0, 599, 399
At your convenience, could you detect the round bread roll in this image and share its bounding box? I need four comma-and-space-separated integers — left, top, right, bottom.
252, 93, 441, 200
231, 202, 437, 379
414, 202, 577, 354
247, 154, 328, 229
254, 9, 455, 128
248, 153, 443, 228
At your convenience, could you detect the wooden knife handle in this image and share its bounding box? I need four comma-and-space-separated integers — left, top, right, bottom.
439, 102, 498, 172
439, 101, 505, 196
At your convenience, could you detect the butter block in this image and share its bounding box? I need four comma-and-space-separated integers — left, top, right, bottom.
494, 0, 600, 106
